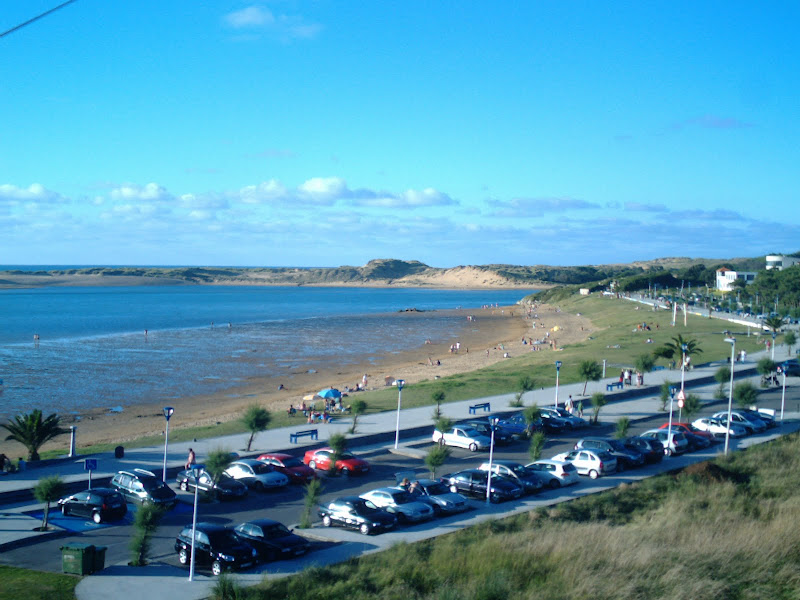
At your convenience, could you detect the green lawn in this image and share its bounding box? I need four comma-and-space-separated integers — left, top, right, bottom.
0, 565, 78, 600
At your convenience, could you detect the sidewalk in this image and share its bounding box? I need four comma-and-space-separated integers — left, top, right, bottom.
0, 344, 794, 600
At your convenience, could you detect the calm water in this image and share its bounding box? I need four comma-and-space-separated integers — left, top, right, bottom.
0, 286, 529, 417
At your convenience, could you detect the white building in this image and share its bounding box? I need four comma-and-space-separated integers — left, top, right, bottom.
766, 254, 800, 271
716, 267, 757, 292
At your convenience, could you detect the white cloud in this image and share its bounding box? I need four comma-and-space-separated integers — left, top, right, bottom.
298, 177, 347, 202
0, 183, 62, 203
239, 179, 288, 204
224, 6, 275, 28
487, 197, 600, 218
223, 5, 322, 40
110, 183, 170, 202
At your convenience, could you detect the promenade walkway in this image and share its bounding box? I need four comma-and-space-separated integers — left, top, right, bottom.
0, 344, 795, 600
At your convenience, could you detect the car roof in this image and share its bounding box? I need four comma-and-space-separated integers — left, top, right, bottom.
365, 487, 404, 494
79, 487, 118, 494
117, 468, 158, 479
188, 522, 228, 533
490, 459, 523, 467
333, 495, 363, 503
232, 458, 261, 466
260, 453, 292, 460
529, 459, 566, 465
240, 518, 280, 527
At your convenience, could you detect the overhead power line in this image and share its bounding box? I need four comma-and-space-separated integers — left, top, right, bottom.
1, 0, 78, 39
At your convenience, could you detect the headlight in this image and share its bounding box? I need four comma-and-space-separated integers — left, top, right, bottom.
220, 553, 235, 562
252, 549, 258, 557
372, 522, 381, 527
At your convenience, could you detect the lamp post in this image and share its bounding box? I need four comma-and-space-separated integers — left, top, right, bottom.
779, 365, 786, 422
667, 386, 676, 454
162, 406, 174, 482
771, 331, 777, 360
394, 379, 405, 450
485, 417, 499, 504
724, 338, 736, 455
188, 465, 199, 582
554, 361, 562, 407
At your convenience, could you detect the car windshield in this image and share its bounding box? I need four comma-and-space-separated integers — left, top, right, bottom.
462, 428, 481, 437
207, 530, 240, 545
262, 523, 291, 538
339, 452, 355, 460
352, 500, 378, 514
508, 464, 525, 475
141, 479, 168, 491
252, 463, 273, 474
390, 491, 415, 504
282, 458, 303, 468
424, 482, 448, 495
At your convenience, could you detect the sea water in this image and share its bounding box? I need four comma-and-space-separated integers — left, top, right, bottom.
0, 286, 530, 417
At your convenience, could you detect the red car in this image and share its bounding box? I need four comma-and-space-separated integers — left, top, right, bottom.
302, 448, 370, 475
257, 453, 316, 484
658, 422, 716, 441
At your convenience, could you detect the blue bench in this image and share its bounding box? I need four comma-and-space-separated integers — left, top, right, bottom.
290, 429, 318, 444
469, 402, 491, 414
653, 365, 665, 371
606, 381, 624, 391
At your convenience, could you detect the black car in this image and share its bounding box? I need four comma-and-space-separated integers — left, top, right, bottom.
464, 419, 514, 444
683, 431, 713, 452
175, 466, 248, 501
538, 411, 570, 433
234, 519, 310, 562
175, 523, 257, 576
781, 359, 800, 377
111, 468, 177, 508
58, 487, 127, 524
319, 496, 397, 535
623, 436, 664, 464
441, 469, 524, 503
478, 460, 544, 494
574, 438, 645, 471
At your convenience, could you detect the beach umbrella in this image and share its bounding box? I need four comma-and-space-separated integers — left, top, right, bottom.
318, 388, 342, 399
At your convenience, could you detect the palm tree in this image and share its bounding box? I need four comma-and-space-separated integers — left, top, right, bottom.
1, 409, 66, 461
590, 392, 607, 424
425, 444, 451, 479
431, 390, 445, 420
523, 404, 542, 438
578, 360, 603, 395
33, 475, 65, 531
765, 316, 783, 359
784, 331, 797, 357
614, 417, 630, 440
348, 400, 367, 434
664, 335, 702, 369
205, 447, 235, 488
242, 405, 271, 452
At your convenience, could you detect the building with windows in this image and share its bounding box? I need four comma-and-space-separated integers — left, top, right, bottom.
716, 267, 757, 292
766, 254, 800, 271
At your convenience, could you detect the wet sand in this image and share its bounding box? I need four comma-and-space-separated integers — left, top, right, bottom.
0, 303, 593, 456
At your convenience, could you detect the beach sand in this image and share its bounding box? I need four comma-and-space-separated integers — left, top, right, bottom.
0, 303, 593, 456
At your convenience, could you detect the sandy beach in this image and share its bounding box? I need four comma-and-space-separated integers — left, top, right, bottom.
0, 303, 592, 457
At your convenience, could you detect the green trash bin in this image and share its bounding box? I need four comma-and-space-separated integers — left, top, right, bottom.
61, 543, 95, 575
92, 545, 107, 573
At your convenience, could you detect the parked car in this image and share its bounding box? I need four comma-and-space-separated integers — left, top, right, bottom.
658, 422, 717, 442
739, 408, 778, 428
541, 406, 588, 429
360, 487, 435, 523
224, 459, 289, 491
175, 523, 257, 576
111, 468, 177, 508
496, 413, 539, 438
781, 359, 800, 377
538, 410, 570, 433
478, 460, 544, 494
432, 426, 491, 451
58, 487, 127, 524
463, 419, 514, 445
639, 429, 689, 456
574, 438, 645, 471
525, 459, 581, 488
257, 453, 316, 484
406, 479, 470, 515
711, 411, 767, 434
319, 496, 397, 535
623, 436, 665, 463
691, 417, 746, 438
303, 448, 371, 475
551, 449, 617, 479
441, 468, 524, 503
233, 519, 310, 562
659, 427, 712, 451
175, 465, 248, 500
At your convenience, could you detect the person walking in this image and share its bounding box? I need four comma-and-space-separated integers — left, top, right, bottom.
577, 400, 584, 419
185, 448, 196, 470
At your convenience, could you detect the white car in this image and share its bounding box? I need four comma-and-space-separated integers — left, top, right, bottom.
360, 487, 435, 523
711, 411, 767, 434
432, 426, 491, 451
550, 449, 617, 479
224, 459, 289, 491
692, 417, 746, 438
525, 459, 581, 488
639, 429, 689, 456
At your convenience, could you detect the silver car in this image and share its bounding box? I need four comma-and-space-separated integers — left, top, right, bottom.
407, 479, 470, 515
525, 459, 581, 488
550, 449, 617, 479
360, 487, 435, 523
639, 429, 689, 456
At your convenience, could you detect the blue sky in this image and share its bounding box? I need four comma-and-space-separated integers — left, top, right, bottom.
1, 1, 798, 268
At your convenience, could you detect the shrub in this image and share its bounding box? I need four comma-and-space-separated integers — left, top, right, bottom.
425, 444, 451, 478
33, 475, 65, 531
129, 503, 165, 566
299, 478, 322, 529
528, 431, 546, 462
242, 405, 271, 452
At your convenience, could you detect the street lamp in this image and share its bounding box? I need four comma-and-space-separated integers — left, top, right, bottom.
771, 331, 777, 360
724, 338, 736, 456
485, 417, 499, 504
554, 361, 562, 407
162, 406, 174, 482
779, 365, 787, 422
667, 386, 677, 454
394, 379, 405, 450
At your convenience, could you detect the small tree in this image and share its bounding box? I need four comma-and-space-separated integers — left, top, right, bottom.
682, 393, 702, 422
714, 367, 731, 400
425, 444, 451, 478
578, 360, 603, 395
299, 478, 322, 529
528, 431, 546, 462
434, 417, 454, 434
348, 400, 367, 434
33, 475, 64, 531
734, 381, 759, 409
1, 409, 66, 461
212, 572, 244, 600
784, 331, 797, 356
431, 390, 445, 420
129, 502, 165, 566
242, 404, 271, 452
652, 345, 675, 365
757, 358, 778, 387
659, 380, 675, 411
665, 335, 703, 365
327, 433, 348, 475
522, 405, 542, 438
205, 447, 235, 488
590, 392, 607, 424
634, 354, 655, 384
614, 417, 630, 440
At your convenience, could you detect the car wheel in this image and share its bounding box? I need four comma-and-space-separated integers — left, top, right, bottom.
92, 511, 102, 524
322, 515, 332, 527
61, 505, 69, 516
665, 448, 673, 456
588, 469, 599, 480
211, 560, 223, 576
431, 504, 442, 516
253, 481, 264, 492
180, 481, 188, 492
549, 479, 561, 490
449, 485, 459, 494
309, 460, 317, 470
469, 443, 478, 452
489, 493, 500, 504
359, 523, 370, 535
341, 467, 350, 477
179, 548, 189, 565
